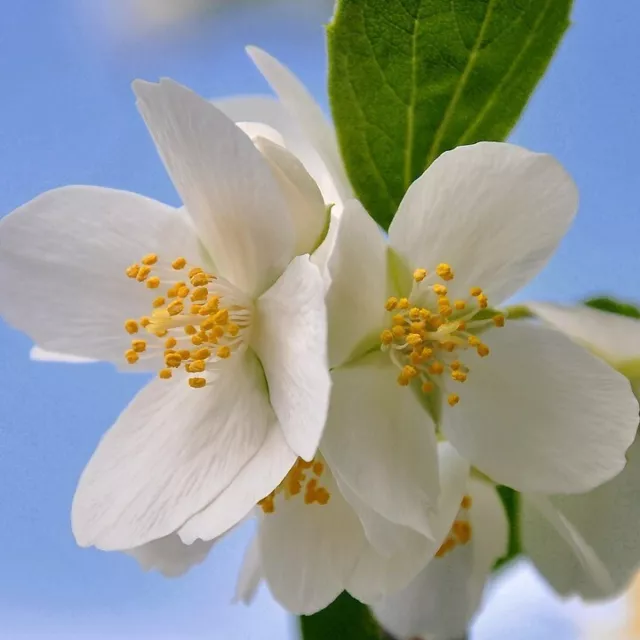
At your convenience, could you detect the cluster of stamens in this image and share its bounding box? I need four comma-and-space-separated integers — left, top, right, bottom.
258, 456, 331, 514
435, 495, 473, 558
380, 263, 505, 407
122, 254, 250, 388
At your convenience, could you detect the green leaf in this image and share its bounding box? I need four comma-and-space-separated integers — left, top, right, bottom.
299, 592, 384, 640
328, 0, 572, 229
584, 296, 640, 319
493, 485, 521, 570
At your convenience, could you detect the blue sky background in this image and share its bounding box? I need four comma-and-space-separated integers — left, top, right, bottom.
0, 0, 637, 638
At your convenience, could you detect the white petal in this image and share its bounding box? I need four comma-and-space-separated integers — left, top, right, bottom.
30, 346, 96, 364
246, 47, 353, 206
253, 255, 330, 461
236, 121, 285, 146
371, 480, 507, 640
72, 353, 274, 550
133, 79, 295, 297
326, 200, 388, 368
522, 434, 640, 599
179, 426, 296, 544
443, 322, 639, 493
324, 351, 439, 537
252, 136, 328, 256
529, 302, 640, 368
126, 534, 215, 577
234, 535, 263, 605
214, 96, 344, 213
345, 443, 470, 603
0, 186, 199, 365
388, 142, 578, 305
258, 466, 367, 615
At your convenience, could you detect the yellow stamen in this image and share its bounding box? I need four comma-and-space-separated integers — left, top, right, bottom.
429, 361, 444, 375
413, 268, 427, 282
165, 337, 177, 349
124, 319, 138, 334
125, 264, 140, 278
131, 339, 146, 353
146, 277, 161, 289
217, 345, 231, 359
451, 370, 467, 382
189, 377, 207, 389
152, 296, 165, 308
397, 298, 409, 309
436, 263, 454, 281
172, 257, 186, 270
470, 287, 483, 297
493, 314, 506, 327
159, 369, 172, 379
385, 297, 398, 311
167, 300, 183, 316
476, 344, 490, 357
141, 253, 158, 266
421, 381, 434, 393
136, 266, 151, 282
448, 393, 460, 407
454, 300, 466, 310
125, 349, 138, 364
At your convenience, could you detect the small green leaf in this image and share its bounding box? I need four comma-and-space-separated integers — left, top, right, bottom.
584, 296, 640, 319
299, 592, 384, 640
328, 0, 572, 229
494, 485, 521, 569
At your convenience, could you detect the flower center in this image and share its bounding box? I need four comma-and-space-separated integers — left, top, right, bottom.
435, 494, 473, 558
122, 254, 252, 388
258, 456, 331, 514
380, 263, 505, 406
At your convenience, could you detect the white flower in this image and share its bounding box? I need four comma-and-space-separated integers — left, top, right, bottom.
520, 303, 640, 599
182, 442, 473, 615
0, 77, 331, 551
371, 479, 508, 640
323, 142, 639, 542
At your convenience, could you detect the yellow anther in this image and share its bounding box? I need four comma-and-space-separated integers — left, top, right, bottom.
172, 257, 187, 270
401, 365, 418, 379
124, 319, 138, 334
191, 335, 203, 346
421, 347, 433, 359
187, 360, 206, 373
136, 266, 151, 282
410, 351, 423, 365
131, 339, 147, 353
152, 296, 165, 308
141, 253, 158, 266
192, 348, 211, 361
461, 495, 473, 510
179, 349, 191, 360
166, 287, 178, 299
154, 329, 168, 337
167, 300, 184, 316
452, 520, 471, 544
213, 309, 229, 325
139, 317, 151, 328
409, 307, 421, 321
493, 314, 505, 327
406, 333, 423, 347
392, 325, 406, 338
183, 325, 196, 336
165, 353, 182, 368
421, 381, 434, 393
397, 298, 410, 309
199, 297, 220, 315
451, 370, 467, 382
217, 345, 231, 359
438, 297, 451, 308
467, 335, 481, 346
200, 318, 215, 331
440, 306, 453, 318
125, 264, 140, 278
397, 372, 411, 386
189, 377, 207, 389
448, 393, 460, 407
191, 287, 208, 302
450, 360, 462, 371
227, 323, 240, 337
430, 317, 443, 328
476, 343, 490, 357
146, 276, 161, 289
436, 263, 454, 281
470, 287, 483, 297
190, 304, 203, 315
258, 494, 275, 514
177, 286, 190, 298
392, 314, 406, 326
454, 300, 466, 310
385, 297, 398, 311
410, 321, 426, 333
165, 337, 177, 349
413, 268, 428, 282
442, 341, 457, 353
125, 349, 139, 364
158, 369, 172, 379
419, 309, 431, 320
313, 461, 325, 475
188, 267, 203, 278
429, 361, 444, 375
211, 326, 225, 339
436, 537, 456, 558
456, 320, 466, 331
477, 294, 488, 309
191, 273, 209, 287
433, 284, 447, 296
